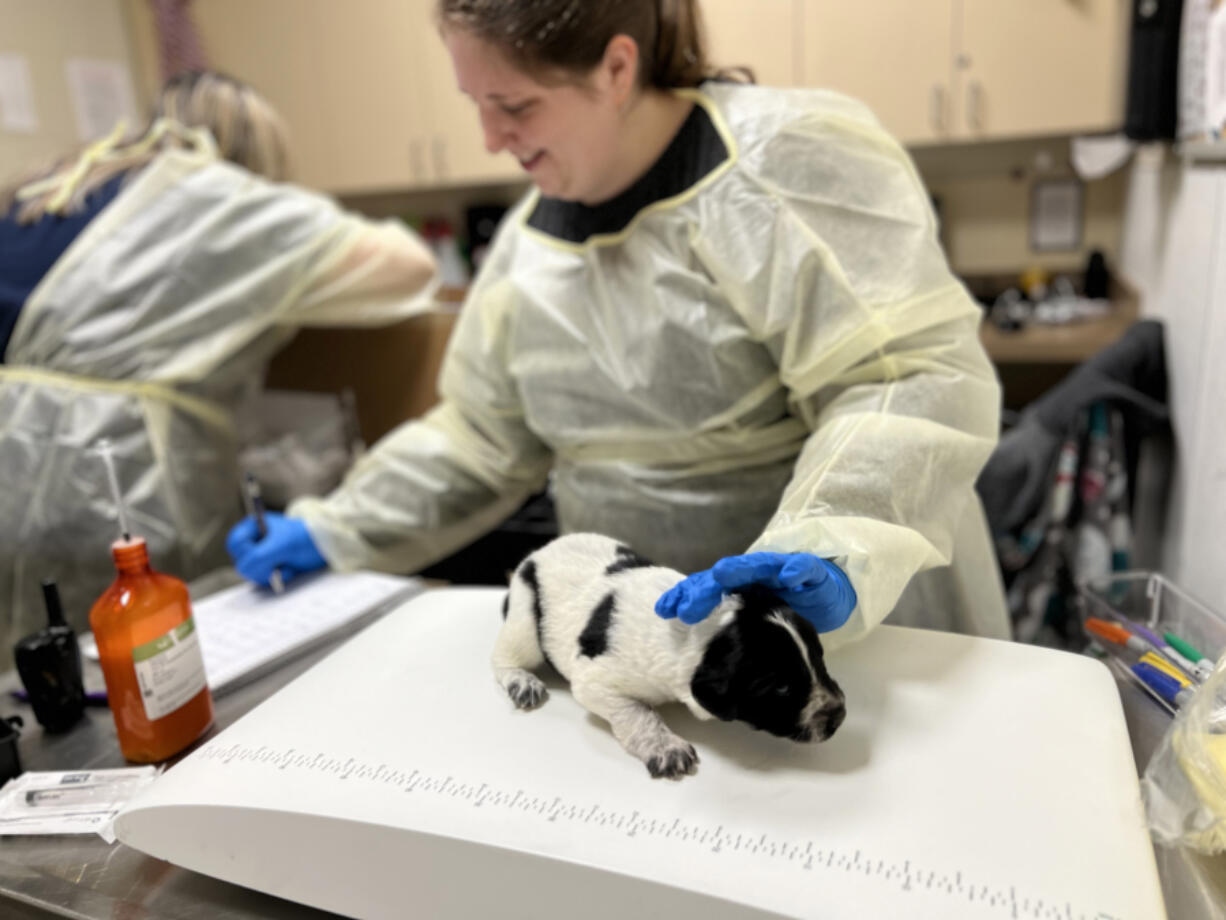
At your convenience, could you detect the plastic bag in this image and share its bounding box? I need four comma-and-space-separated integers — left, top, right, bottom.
236, 389, 360, 510
1143, 659, 1226, 853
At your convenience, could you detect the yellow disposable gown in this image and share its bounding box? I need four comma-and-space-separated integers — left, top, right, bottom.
293, 83, 1008, 648
0, 129, 437, 659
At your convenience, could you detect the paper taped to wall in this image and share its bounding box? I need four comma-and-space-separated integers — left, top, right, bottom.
65, 58, 138, 142
0, 54, 38, 133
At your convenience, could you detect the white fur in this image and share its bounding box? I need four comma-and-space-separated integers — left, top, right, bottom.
492, 533, 841, 779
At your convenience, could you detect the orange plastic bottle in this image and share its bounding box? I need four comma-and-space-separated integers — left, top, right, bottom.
89, 537, 214, 762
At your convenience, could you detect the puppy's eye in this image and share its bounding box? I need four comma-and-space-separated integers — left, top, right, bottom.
775, 685, 791, 696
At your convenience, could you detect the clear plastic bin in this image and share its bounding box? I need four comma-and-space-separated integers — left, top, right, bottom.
1079, 571, 1226, 716
1079, 571, 1226, 920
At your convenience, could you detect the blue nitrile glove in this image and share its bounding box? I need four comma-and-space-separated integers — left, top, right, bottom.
226, 512, 327, 588
655, 552, 857, 632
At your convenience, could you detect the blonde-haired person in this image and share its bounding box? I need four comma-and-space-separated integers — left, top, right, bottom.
0, 71, 437, 662
2, 70, 289, 222
230, 0, 1009, 649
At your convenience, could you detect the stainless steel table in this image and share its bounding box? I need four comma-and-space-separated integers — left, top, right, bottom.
0, 581, 1215, 919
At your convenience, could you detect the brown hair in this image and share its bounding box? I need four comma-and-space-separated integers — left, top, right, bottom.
436, 0, 751, 89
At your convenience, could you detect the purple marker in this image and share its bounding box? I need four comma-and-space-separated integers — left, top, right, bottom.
9, 688, 108, 706
1123, 619, 1164, 648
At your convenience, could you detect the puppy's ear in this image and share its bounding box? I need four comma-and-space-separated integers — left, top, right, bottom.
689, 628, 741, 722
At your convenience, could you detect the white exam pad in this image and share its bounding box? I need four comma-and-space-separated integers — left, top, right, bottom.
115, 588, 1166, 919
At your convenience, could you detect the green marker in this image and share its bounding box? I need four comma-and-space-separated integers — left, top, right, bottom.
1163, 632, 1215, 680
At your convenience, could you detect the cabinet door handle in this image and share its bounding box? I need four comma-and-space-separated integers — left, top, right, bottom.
432, 137, 447, 181
409, 140, 425, 182
930, 84, 946, 134
967, 81, 985, 132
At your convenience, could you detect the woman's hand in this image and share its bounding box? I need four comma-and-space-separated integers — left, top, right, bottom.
226, 512, 327, 588
655, 552, 856, 632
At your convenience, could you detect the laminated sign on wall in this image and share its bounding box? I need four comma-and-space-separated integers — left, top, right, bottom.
65, 58, 138, 142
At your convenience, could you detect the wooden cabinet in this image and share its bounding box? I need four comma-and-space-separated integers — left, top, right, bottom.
803, 0, 1128, 145
803, 0, 954, 144
412, 13, 518, 187
957, 0, 1129, 141
306, 0, 430, 191
131, 1, 1131, 195
704, 0, 802, 87
188, 0, 517, 193
267, 310, 459, 444
189, 0, 338, 189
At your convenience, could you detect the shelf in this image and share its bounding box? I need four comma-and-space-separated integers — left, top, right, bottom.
978, 280, 1140, 365
1177, 140, 1226, 164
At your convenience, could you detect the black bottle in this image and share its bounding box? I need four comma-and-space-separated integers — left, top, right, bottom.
14, 580, 85, 733
0, 715, 21, 784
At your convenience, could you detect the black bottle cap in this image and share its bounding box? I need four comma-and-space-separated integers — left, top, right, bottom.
41, 580, 66, 628
13, 579, 85, 733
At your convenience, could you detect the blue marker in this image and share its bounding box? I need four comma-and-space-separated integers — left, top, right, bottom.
1131, 662, 1195, 710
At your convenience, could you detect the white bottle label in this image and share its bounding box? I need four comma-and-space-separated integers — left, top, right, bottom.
132, 618, 208, 722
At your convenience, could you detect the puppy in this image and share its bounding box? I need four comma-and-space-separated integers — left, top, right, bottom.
492, 533, 846, 779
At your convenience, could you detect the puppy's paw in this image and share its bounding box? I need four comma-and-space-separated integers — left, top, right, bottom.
643, 739, 699, 780
502, 670, 548, 711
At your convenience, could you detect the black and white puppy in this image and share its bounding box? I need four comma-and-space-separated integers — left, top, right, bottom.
493, 533, 847, 779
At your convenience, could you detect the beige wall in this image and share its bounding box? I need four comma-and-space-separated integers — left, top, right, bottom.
913, 137, 1127, 279
0, 0, 143, 184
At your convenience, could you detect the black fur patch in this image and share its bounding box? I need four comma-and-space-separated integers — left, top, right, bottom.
518, 560, 559, 673
604, 544, 655, 576
500, 592, 509, 620
579, 592, 616, 658
689, 588, 843, 739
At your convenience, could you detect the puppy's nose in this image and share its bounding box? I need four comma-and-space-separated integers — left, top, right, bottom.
818, 702, 846, 740
793, 699, 846, 743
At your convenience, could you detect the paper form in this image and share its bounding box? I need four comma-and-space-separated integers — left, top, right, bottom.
83, 571, 419, 695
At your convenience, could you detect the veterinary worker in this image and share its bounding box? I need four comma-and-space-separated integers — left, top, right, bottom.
0, 70, 437, 660
228, 0, 1009, 648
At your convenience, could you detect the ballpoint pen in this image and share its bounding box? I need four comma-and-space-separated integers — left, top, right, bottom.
243, 473, 285, 595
